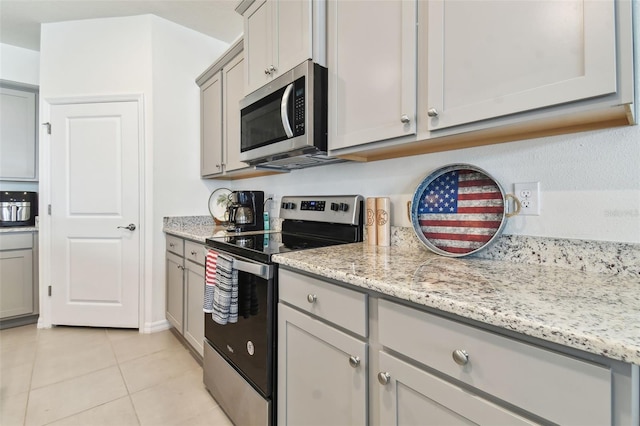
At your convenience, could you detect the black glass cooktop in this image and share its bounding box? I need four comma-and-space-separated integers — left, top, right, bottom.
205, 231, 350, 263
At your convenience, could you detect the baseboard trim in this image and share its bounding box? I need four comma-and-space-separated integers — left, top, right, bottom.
142, 319, 171, 334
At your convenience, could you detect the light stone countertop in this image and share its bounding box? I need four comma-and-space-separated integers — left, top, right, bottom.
273, 243, 640, 365
0, 226, 38, 233
163, 215, 640, 365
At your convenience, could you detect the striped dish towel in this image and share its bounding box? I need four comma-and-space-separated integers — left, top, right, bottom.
211, 253, 239, 325
203, 250, 218, 313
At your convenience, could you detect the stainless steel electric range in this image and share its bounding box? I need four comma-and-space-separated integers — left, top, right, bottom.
203, 195, 363, 426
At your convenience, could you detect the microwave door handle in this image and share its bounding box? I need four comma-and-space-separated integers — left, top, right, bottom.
280, 83, 294, 138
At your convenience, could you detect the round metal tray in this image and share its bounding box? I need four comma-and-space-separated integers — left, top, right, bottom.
410, 164, 519, 257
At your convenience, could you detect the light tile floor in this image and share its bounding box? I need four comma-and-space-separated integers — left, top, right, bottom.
0, 324, 233, 426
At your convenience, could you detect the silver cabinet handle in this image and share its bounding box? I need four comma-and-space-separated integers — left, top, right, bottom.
169, 242, 175, 248
177, 264, 184, 270
264, 67, 271, 75
268, 65, 276, 73
190, 250, 197, 256
349, 356, 360, 368
117, 223, 136, 231
307, 294, 317, 304
400, 114, 410, 124
427, 108, 439, 117
378, 372, 390, 385
452, 349, 469, 366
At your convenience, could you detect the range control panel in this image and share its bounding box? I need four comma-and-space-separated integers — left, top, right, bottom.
280, 195, 363, 225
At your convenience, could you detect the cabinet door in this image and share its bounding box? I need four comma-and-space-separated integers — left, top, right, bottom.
166, 251, 184, 332
201, 71, 223, 176
378, 351, 536, 426
426, 0, 616, 130
328, 0, 416, 151
244, 0, 274, 95
223, 53, 249, 172
278, 303, 367, 426
0, 248, 33, 318
276, 0, 312, 79
0, 87, 37, 181
184, 260, 205, 357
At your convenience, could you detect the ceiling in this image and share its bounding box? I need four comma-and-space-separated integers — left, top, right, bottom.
0, 0, 244, 51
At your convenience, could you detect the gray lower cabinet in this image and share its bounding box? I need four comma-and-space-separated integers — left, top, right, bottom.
278, 268, 637, 425
165, 234, 205, 357
278, 269, 368, 425
0, 232, 38, 325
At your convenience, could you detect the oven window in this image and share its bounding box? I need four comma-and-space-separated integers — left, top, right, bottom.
204, 270, 274, 397
241, 85, 290, 152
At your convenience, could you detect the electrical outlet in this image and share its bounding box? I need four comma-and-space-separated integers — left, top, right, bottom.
513, 182, 540, 215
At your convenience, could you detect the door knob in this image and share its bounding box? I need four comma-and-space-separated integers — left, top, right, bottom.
117, 223, 136, 231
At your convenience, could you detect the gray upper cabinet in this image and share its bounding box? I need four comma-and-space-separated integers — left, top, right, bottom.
425, 0, 618, 130
326, 0, 635, 162
200, 71, 224, 177
238, 0, 325, 95
0, 85, 38, 181
327, 0, 417, 151
223, 52, 248, 173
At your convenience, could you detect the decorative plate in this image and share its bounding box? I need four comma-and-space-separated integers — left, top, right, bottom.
410, 164, 519, 257
208, 188, 232, 225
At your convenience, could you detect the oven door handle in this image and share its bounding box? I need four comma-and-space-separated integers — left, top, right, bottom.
204, 247, 273, 280
233, 258, 273, 280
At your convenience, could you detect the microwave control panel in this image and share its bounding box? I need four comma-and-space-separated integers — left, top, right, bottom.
293, 77, 305, 136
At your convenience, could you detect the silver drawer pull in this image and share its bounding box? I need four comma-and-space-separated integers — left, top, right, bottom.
169, 242, 175, 248
307, 294, 317, 304
427, 108, 439, 117
452, 349, 469, 366
191, 250, 197, 256
177, 265, 184, 270
349, 356, 360, 368
377, 372, 390, 385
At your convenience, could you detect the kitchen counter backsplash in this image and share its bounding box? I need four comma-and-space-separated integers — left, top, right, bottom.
164, 216, 638, 278
391, 227, 639, 279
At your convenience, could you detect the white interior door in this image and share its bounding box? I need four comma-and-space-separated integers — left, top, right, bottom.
50, 101, 140, 328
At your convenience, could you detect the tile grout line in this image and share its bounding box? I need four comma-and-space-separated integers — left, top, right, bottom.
106, 329, 143, 426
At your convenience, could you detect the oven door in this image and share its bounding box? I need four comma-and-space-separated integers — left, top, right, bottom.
204, 249, 276, 398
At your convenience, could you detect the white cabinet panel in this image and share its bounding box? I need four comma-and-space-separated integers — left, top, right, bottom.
0, 87, 37, 181
223, 53, 249, 172
278, 303, 367, 426
166, 251, 184, 332
426, 0, 617, 130
201, 71, 223, 176
244, 0, 273, 94
0, 248, 33, 319
184, 260, 205, 357
328, 0, 416, 151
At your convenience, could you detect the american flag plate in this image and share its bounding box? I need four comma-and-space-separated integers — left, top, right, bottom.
411, 164, 516, 257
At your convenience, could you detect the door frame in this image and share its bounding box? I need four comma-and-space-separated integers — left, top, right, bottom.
39, 94, 149, 331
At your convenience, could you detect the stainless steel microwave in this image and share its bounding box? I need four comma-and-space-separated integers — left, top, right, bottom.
239, 60, 334, 170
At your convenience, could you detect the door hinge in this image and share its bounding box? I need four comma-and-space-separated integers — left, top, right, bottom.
48, 204, 51, 215
48, 285, 52, 296
43, 122, 51, 134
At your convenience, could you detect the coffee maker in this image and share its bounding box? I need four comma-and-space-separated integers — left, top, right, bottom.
226, 190, 264, 232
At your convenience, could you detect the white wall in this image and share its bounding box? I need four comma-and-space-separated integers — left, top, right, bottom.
0, 43, 39, 85
236, 99, 640, 245
150, 17, 229, 325
38, 15, 228, 330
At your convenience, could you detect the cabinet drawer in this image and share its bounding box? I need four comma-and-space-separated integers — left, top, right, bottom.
166, 235, 183, 256
378, 299, 611, 425
0, 233, 33, 250
184, 240, 205, 266
279, 269, 367, 338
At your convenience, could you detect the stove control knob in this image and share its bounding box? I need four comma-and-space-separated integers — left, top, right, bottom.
339, 203, 349, 212
330, 202, 339, 211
